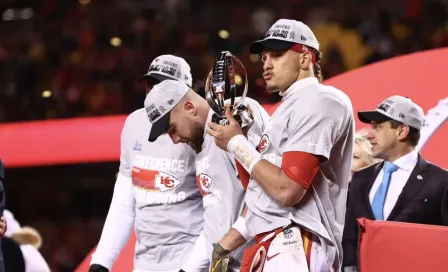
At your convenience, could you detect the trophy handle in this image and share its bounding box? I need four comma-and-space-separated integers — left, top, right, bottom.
227, 53, 248, 113
205, 70, 223, 114
224, 52, 237, 110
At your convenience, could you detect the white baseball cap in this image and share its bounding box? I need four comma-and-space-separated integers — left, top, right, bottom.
358, 95, 425, 130
249, 19, 320, 54
139, 55, 193, 87
144, 80, 189, 141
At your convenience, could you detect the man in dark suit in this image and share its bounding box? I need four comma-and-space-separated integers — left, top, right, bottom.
342, 96, 448, 272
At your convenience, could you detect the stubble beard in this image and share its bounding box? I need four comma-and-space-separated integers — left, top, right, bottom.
188, 119, 205, 153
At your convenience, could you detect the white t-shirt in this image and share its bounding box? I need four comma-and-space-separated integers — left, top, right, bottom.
196, 97, 270, 260
92, 108, 204, 271
245, 77, 355, 269
21, 245, 50, 272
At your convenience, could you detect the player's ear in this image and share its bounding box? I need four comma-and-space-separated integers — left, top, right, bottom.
183, 101, 197, 116
299, 52, 312, 70
397, 124, 410, 141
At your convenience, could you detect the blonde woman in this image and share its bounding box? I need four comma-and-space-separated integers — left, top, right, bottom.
350, 129, 380, 182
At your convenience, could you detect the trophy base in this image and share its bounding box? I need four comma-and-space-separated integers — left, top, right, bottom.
211, 105, 254, 129
212, 113, 230, 126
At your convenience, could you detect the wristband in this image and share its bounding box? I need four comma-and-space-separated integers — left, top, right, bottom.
231, 216, 251, 241
227, 135, 261, 174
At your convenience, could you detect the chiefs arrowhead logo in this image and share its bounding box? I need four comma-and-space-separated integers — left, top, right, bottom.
154, 172, 182, 192
256, 134, 270, 153
196, 173, 214, 196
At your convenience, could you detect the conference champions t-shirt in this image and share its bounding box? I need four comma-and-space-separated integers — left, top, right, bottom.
120, 108, 204, 271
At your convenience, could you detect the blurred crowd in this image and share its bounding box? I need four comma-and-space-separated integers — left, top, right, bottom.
1, 0, 447, 271
0, 0, 447, 122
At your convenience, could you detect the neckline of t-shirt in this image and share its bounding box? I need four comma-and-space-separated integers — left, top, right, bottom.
279, 77, 318, 98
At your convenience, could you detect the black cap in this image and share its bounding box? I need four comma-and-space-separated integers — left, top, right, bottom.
357, 111, 392, 124
249, 39, 295, 54
148, 111, 171, 142
138, 73, 170, 83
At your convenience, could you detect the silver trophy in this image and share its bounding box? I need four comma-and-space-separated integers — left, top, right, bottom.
205, 51, 253, 128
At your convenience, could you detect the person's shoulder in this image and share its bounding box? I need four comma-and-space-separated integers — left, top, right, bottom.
422, 158, 448, 177
126, 108, 147, 122
351, 162, 382, 185
358, 161, 382, 174
242, 96, 261, 106
290, 87, 352, 118
123, 108, 151, 129
315, 83, 353, 110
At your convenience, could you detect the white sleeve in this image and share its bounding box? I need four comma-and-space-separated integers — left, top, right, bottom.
21, 245, 51, 272
285, 94, 350, 161
181, 232, 210, 272
245, 98, 270, 147
90, 173, 136, 269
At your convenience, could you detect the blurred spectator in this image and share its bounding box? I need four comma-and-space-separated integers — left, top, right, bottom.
350, 129, 381, 182
2, 237, 26, 272
5, 210, 50, 272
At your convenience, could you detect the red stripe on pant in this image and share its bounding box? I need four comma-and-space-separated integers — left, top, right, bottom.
301, 229, 313, 271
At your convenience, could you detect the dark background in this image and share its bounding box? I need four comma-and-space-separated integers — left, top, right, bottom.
1, 0, 447, 270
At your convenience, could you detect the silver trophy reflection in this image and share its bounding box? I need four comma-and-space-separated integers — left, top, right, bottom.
205, 51, 253, 128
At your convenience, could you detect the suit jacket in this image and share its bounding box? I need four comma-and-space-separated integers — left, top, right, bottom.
342, 155, 448, 268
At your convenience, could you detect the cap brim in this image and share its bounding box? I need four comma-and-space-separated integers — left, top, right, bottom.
148, 111, 171, 142
358, 111, 391, 124
249, 39, 295, 54
138, 73, 171, 82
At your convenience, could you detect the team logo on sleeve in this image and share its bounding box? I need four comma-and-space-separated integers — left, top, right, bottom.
196, 173, 214, 196
256, 134, 270, 153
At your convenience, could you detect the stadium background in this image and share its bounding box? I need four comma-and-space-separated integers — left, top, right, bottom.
0, 0, 447, 271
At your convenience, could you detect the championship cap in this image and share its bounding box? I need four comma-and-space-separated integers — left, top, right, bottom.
139, 55, 193, 87
144, 80, 189, 142
358, 95, 425, 130
249, 19, 319, 54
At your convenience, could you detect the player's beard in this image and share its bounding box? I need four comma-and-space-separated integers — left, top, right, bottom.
187, 119, 204, 153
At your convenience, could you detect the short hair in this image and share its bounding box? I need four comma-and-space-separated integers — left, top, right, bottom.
388, 120, 420, 146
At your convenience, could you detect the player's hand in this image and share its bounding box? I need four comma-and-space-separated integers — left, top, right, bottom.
89, 264, 109, 272
210, 243, 231, 272
0, 216, 6, 236
207, 107, 243, 151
